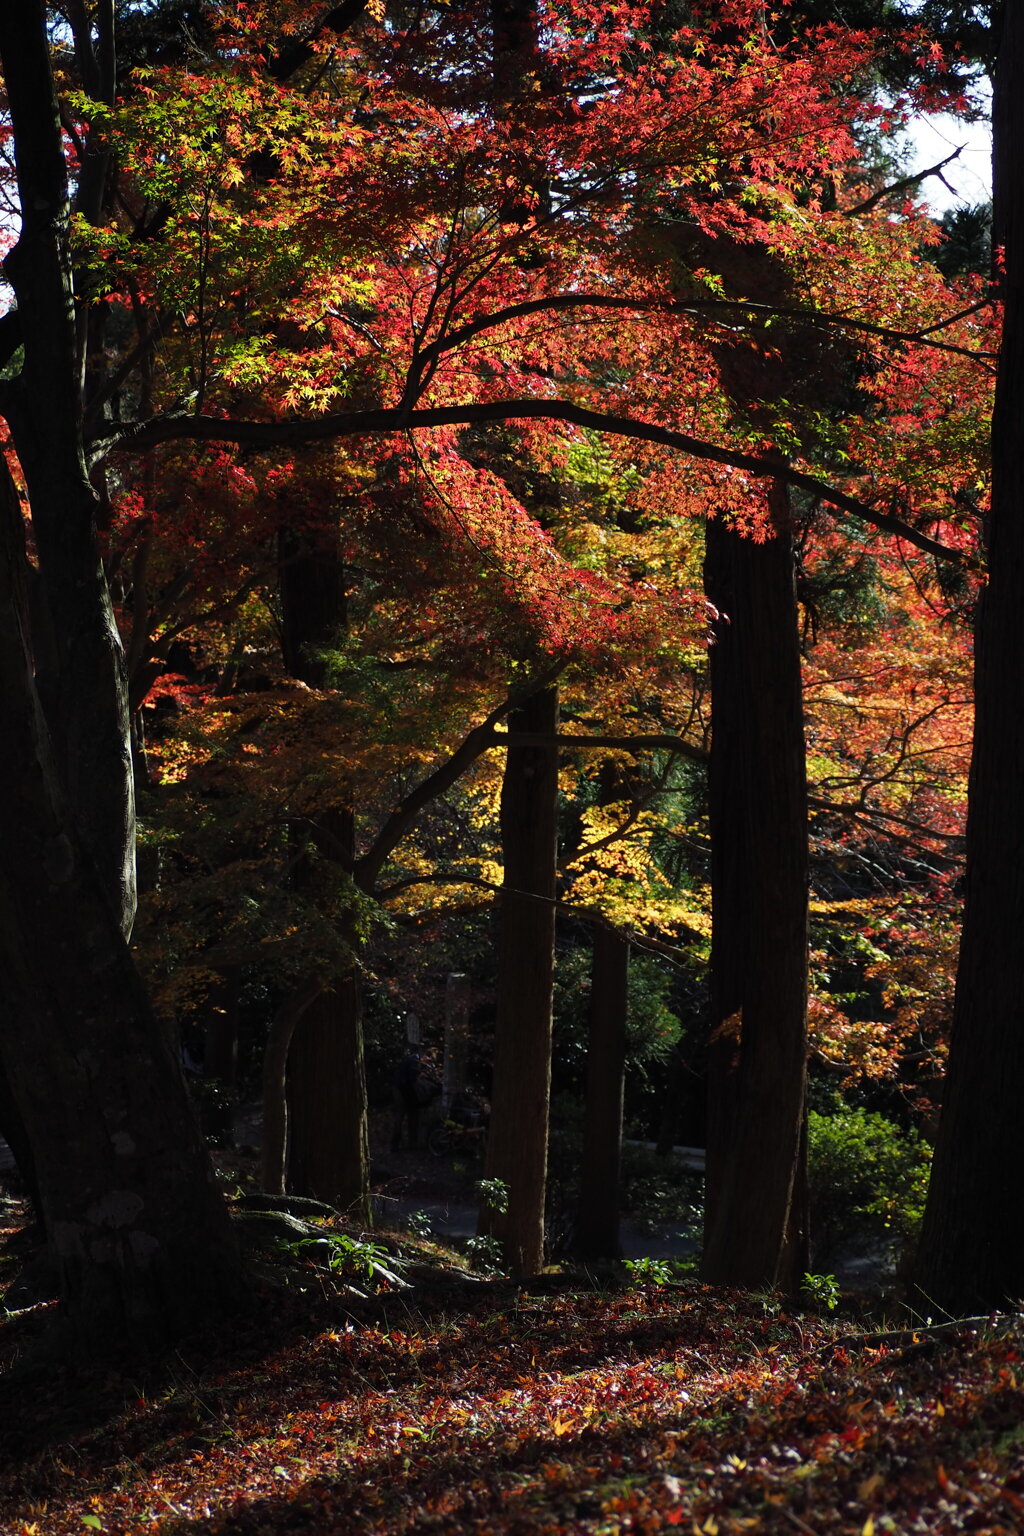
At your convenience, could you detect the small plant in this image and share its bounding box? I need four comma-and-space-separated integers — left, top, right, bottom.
475, 1177, 510, 1214
624, 1256, 675, 1288
291, 1231, 408, 1293
464, 1234, 506, 1275
802, 1271, 840, 1311
404, 1209, 434, 1239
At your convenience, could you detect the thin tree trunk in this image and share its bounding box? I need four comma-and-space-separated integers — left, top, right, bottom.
701, 482, 809, 1294
914, 2, 1024, 1313
262, 978, 325, 1196
573, 924, 630, 1260
479, 686, 558, 1274
279, 531, 371, 1222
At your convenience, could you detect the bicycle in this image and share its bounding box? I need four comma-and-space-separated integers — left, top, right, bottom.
427, 1117, 488, 1158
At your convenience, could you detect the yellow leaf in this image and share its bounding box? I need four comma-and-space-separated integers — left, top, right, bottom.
862, 1518, 875, 1536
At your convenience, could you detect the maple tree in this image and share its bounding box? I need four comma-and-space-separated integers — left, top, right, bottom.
0, 0, 1001, 1344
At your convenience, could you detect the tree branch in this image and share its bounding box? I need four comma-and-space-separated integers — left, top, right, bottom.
267, 1, 370, 80
844, 147, 966, 217
102, 398, 981, 570
352, 663, 565, 894
410, 290, 995, 372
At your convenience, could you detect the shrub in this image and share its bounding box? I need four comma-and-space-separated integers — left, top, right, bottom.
807, 1100, 931, 1267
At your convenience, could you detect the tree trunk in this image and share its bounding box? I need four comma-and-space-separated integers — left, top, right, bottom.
701, 483, 809, 1294
0, 11, 238, 1349
573, 924, 630, 1260
286, 954, 371, 1223
0, 473, 238, 1349
0, 4, 136, 937
279, 531, 371, 1223
261, 979, 324, 1195
479, 686, 558, 1274
914, 4, 1024, 1313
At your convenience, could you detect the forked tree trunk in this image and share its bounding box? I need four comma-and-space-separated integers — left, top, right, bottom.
573, 923, 630, 1260
479, 686, 558, 1274
701, 483, 809, 1294
914, 4, 1024, 1313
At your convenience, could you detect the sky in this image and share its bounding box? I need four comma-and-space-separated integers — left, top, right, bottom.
903, 107, 992, 214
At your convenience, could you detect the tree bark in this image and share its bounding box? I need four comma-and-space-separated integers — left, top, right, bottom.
0, 2, 136, 937
701, 483, 809, 1294
0, 6, 241, 1350
279, 530, 371, 1223
914, 2, 1024, 1313
573, 923, 630, 1260
479, 686, 559, 1274
0, 469, 238, 1349
262, 979, 325, 1196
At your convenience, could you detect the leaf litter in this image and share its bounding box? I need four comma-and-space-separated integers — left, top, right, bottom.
2, 1244, 1024, 1536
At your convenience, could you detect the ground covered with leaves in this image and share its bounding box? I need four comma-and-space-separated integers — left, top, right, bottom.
2, 1218, 1024, 1536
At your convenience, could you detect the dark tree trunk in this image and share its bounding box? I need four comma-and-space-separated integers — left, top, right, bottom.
0, 4, 135, 937
701, 483, 809, 1294
262, 980, 324, 1195
278, 530, 371, 1223
0, 472, 238, 1348
914, 5, 1024, 1313
0, 4, 239, 1350
479, 686, 558, 1274
573, 923, 630, 1260
286, 967, 370, 1222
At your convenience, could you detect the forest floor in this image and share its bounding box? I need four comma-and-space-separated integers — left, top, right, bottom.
1, 1183, 1024, 1536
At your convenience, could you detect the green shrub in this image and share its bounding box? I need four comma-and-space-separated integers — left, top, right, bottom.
808, 1100, 931, 1266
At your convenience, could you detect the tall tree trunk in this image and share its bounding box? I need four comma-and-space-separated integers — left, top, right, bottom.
701, 482, 809, 1294
914, 4, 1024, 1313
479, 686, 558, 1274
0, 470, 238, 1348
262, 980, 324, 1195
0, 3, 239, 1350
286, 964, 370, 1222
0, 3, 135, 937
279, 530, 371, 1223
573, 923, 630, 1260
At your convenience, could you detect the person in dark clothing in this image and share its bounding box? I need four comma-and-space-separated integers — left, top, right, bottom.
391, 1050, 422, 1151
